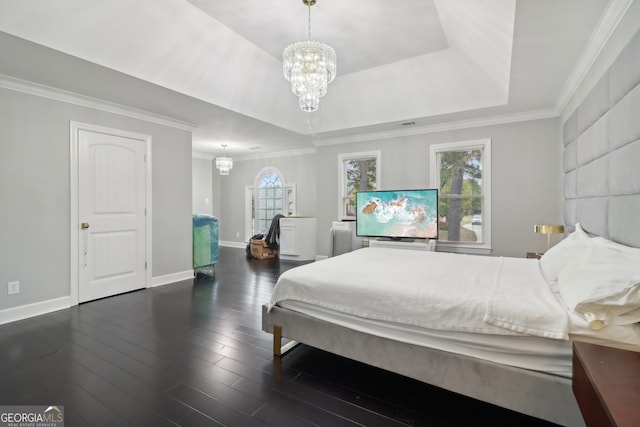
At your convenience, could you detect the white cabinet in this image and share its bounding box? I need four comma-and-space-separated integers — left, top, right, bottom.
279, 217, 317, 261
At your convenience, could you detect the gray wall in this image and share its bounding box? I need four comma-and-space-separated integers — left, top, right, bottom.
214, 151, 317, 243
0, 87, 192, 311
210, 118, 562, 258
192, 156, 213, 215
314, 118, 562, 258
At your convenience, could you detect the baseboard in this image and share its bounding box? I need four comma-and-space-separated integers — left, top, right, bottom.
220, 240, 247, 249
0, 296, 71, 326
0, 270, 196, 325
150, 270, 195, 288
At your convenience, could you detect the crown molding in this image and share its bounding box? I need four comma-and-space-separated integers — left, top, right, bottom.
313, 107, 558, 147
192, 106, 558, 155
555, 0, 634, 114
209, 147, 317, 162
0, 73, 197, 132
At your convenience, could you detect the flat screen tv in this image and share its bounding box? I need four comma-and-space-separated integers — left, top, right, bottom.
356, 189, 438, 240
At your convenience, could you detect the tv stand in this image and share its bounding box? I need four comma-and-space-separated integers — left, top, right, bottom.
368, 238, 435, 252
376, 237, 412, 242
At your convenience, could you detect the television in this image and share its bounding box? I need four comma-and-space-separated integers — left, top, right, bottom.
356, 189, 438, 240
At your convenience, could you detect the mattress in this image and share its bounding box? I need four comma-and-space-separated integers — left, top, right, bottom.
278, 300, 574, 377
269, 247, 640, 378
269, 247, 570, 338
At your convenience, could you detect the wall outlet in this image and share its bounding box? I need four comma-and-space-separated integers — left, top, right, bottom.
236, 231, 240, 238
8, 281, 20, 295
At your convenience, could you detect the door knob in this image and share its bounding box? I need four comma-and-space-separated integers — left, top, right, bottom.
81, 223, 90, 229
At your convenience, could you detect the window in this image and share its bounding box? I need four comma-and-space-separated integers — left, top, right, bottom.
430, 139, 491, 254
244, 167, 296, 239
339, 151, 381, 220
255, 170, 284, 233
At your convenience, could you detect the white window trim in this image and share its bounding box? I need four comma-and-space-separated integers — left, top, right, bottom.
285, 183, 297, 217
338, 150, 381, 220
254, 166, 286, 189
429, 139, 492, 255
244, 167, 296, 240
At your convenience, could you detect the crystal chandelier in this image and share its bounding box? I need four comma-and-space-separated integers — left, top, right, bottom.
283, 0, 336, 112
215, 144, 233, 175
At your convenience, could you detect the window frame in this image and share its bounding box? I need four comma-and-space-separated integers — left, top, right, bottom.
243, 167, 297, 240
429, 139, 492, 255
255, 168, 284, 234
338, 151, 381, 220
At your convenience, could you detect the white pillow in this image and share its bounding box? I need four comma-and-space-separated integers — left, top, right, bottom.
556, 237, 640, 330
539, 223, 590, 284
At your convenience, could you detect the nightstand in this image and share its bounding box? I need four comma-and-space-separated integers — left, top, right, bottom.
525, 252, 542, 259
572, 341, 640, 427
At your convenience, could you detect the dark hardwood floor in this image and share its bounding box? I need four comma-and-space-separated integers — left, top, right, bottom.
0, 247, 560, 426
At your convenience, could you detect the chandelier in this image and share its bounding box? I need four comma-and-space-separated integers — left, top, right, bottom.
283, 0, 336, 112
215, 144, 233, 175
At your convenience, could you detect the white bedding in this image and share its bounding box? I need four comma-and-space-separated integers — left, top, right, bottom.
269, 247, 569, 339
268, 247, 640, 377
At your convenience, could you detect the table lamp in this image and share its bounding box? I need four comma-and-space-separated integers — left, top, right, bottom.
534, 224, 565, 251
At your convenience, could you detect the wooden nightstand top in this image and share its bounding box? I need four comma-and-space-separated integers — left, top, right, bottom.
572, 341, 640, 427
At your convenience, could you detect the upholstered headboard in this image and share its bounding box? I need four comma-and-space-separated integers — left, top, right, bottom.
562, 27, 640, 248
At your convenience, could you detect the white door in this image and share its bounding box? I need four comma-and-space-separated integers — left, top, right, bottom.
78, 129, 147, 303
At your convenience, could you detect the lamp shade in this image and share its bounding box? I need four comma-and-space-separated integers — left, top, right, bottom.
534, 224, 565, 250
533, 225, 564, 235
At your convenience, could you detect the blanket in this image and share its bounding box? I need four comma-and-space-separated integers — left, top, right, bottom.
268, 247, 569, 339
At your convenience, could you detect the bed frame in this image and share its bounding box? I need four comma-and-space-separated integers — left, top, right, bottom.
262, 304, 584, 426
262, 24, 640, 427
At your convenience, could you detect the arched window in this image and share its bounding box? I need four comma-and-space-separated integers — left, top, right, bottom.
244, 168, 296, 239
255, 169, 284, 233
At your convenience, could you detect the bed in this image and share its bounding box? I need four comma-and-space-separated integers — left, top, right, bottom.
263, 232, 640, 426
263, 26, 640, 427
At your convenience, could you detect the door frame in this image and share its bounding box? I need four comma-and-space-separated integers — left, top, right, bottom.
70, 121, 152, 306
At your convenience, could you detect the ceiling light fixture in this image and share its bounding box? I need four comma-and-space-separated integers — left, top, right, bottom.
283, 0, 336, 112
215, 144, 233, 175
